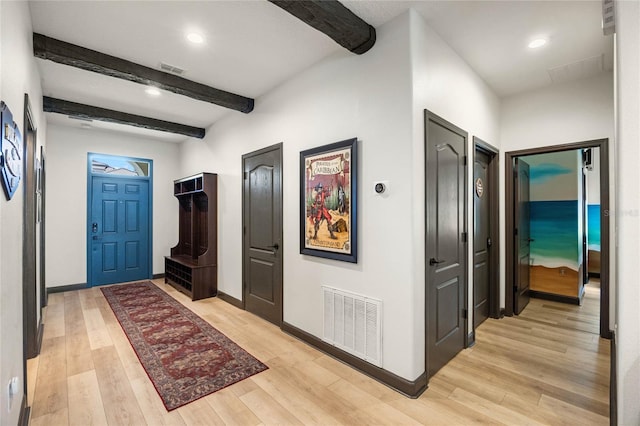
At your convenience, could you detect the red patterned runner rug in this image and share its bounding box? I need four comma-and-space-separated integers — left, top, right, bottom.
101, 281, 268, 411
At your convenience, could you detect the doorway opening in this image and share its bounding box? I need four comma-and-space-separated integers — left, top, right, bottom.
505, 139, 610, 339
23, 94, 42, 360
22, 94, 40, 426
472, 138, 500, 334
86, 153, 153, 286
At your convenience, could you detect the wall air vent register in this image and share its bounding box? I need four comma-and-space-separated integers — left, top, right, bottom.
322, 286, 382, 367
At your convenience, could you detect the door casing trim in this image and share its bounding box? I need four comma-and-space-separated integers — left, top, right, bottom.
23, 93, 42, 361
86, 153, 153, 286
473, 137, 501, 325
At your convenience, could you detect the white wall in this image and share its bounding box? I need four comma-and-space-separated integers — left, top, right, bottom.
180, 10, 501, 381
615, 0, 640, 423
181, 12, 422, 379
45, 125, 180, 288
0, 1, 47, 424
502, 73, 614, 150
0, 1, 629, 420
500, 72, 615, 314
409, 9, 501, 332
0, 4, 4, 410
523, 151, 579, 201
586, 147, 601, 205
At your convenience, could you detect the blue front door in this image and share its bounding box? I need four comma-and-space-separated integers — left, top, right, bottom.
90, 176, 150, 285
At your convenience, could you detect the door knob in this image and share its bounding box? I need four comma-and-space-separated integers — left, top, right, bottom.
429, 258, 445, 265
92, 222, 98, 233
268, 243, 279, 250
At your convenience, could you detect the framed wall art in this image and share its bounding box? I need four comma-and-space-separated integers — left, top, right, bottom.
300, 138, 357, 263
0, 101, 23, 200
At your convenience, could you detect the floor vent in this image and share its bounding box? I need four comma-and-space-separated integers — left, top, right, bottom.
322, 286, 382, 367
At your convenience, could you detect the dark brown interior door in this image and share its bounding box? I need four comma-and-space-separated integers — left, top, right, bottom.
473, 149, 491, 329
23, 96, 42, 360
425, 111, 467, 377
514, 158, 531, 314
242, 144, 283, 326
40, 148, 47, 308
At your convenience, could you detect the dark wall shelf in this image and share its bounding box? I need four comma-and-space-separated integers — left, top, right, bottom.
165, 172, 217, 300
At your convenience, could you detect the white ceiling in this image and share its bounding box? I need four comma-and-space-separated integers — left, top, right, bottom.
29, 0, 613, 143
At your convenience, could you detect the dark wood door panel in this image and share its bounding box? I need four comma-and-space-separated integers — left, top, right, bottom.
243, 144, 283, 326
473, 149, 491, 328
436, 144, 463, 267
474, 261, 489, 326
248, 165, 275, 248
514, 158, 531, 314
425, 111, 467, 378
248, 257, 275, 302
435, 277, 461, 343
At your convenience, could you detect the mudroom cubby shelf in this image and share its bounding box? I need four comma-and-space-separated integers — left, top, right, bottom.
165, 172, 217, 301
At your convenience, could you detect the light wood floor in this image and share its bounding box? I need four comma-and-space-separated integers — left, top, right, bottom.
28, 279, 609, 425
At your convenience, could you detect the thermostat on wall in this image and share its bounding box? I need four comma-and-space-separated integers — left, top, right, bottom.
373, 180, 389, 196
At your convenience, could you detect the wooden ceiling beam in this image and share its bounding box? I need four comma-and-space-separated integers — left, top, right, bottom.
268, 0, 376, 54
34, 33, 254, 113
43, 96, 206, 139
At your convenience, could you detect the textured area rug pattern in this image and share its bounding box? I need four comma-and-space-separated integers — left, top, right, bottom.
101, 281, 268, 411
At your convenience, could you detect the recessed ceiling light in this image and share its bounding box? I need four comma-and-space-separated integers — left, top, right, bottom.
528, 38, 548, 49
186, 32, 204, 44
145, 87, 161, 97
